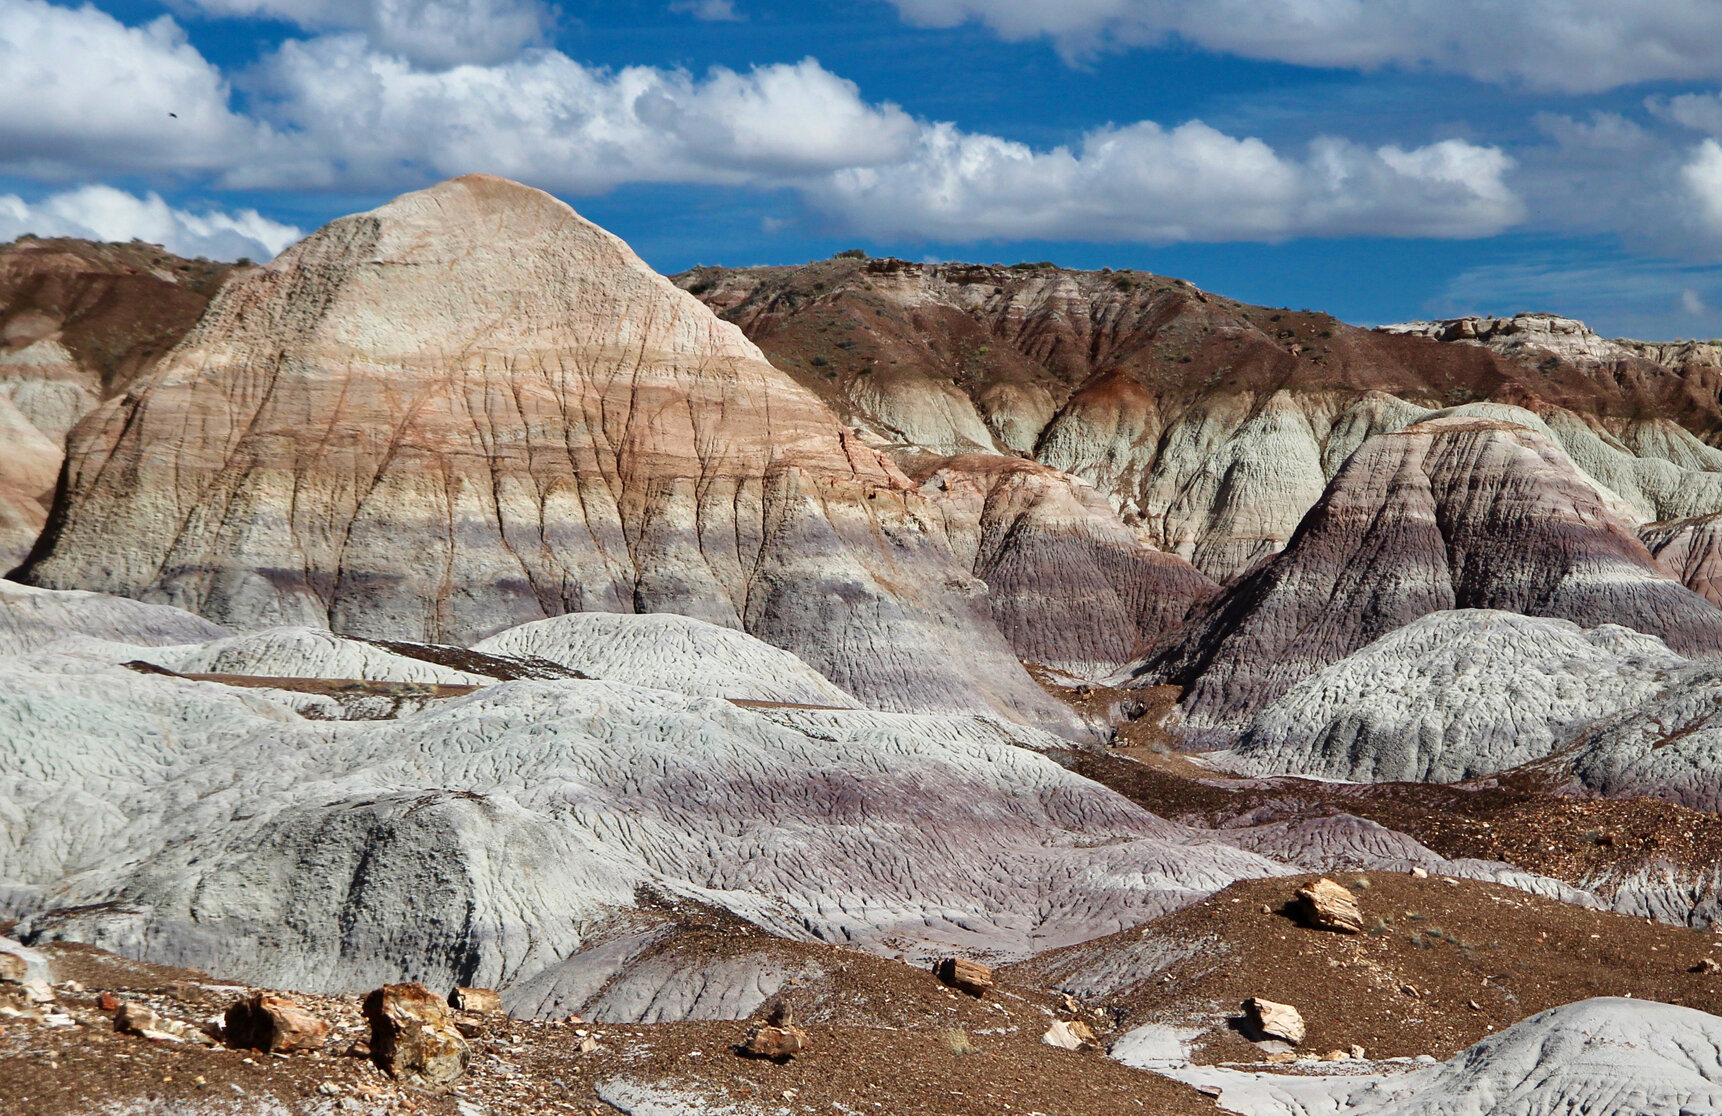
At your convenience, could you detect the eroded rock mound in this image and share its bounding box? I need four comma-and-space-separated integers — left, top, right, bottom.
0, 578, 227, 656
2, 652, 1284, 995
1134, 417, 1722, 736
1553, 663, 1722, 812
1174, 998, 1722, 1116
1226, 610, 1686, 783
473, 611, 857, 706
18, 176, 1074, 734
1642, 512, 1722, 607
0, 238, 236, 571
905, 452, 1218, 676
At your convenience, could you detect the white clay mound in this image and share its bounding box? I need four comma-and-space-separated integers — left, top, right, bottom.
1227, 610, 1686, 783
475, 612, 859, 706
0, 655, 1283, 998
1166, 997, 1722, 1116
0, 578, 227, 657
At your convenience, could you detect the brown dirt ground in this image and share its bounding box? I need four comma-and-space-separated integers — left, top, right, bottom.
3, 942, 1215, 1116
1057, 746, 1722, 905
1010, 873, 1722, 1066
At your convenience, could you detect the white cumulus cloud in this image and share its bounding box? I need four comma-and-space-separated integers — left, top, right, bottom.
0, 0, 269, 177
235, 43, 921, 191
0, 5, 1531, 251
810, 122, 1521, 243
0, 186, 301, 261
173, 0, 553, 67
885, 0, 1722, 93
1682, 139, 1722, 235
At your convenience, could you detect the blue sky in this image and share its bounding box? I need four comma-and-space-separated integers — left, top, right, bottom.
6, 1, 1722, 338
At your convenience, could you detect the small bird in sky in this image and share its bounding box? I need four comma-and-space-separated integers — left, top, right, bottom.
168, 112, 178, 118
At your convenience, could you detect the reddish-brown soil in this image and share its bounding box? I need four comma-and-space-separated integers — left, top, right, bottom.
1059, 747, 1722, 904
0, 237, 235, 397
1011, 873, 1722, 1065
4, 941, 1214, 1116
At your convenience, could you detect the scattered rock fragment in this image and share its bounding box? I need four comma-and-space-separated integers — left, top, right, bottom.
114, 1003, 181, 1042
0, 938, 51, 986
1411, 867, 1429, 879
1693, 958, 1721, 974
449, 987, 502, 1014
21, 979, 54, 1004
935, 957, 994, 997
741, 1023, 808, 1060
1041, 1020, 1097, 1050
362, 983, 470, 1090
225, 992, 330, 1053
1243, 997, 1305, 1045
1296, 877, 1364, 933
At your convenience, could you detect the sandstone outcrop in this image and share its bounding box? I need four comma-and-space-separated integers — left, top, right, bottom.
1242, 996, 1304, 1044
1226, 611, 1687, 783
904, 451, 1218, 676
934, 957, 994, 997
1295, 878, 1363, 934
449, 987, 502, 1014
741, 1021, 808, 1059
17, 177, 1076, 735
224, 992, 330, 1053
1132, 417, 1722, 736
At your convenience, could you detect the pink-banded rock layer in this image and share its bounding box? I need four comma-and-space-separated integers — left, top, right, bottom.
18, 176, 1080, 734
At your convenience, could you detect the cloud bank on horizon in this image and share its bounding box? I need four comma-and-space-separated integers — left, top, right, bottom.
4, 0, 1722, 336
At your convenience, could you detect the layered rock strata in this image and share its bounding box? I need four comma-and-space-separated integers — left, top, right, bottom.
1132, 416, 1722, 736
684, 260, 1722, 582
18, 176, 1076, 733
0, 238, 234, 570
1641, 512, 1722, 607
903, 451, 1218, 676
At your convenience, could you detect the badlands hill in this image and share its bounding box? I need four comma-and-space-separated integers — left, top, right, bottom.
1132, 412, 1722, 735
0, 238, 234, 569
12, 182, 1722, 1115
680, 258, 1722, 584
13, 176, 1081, 733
